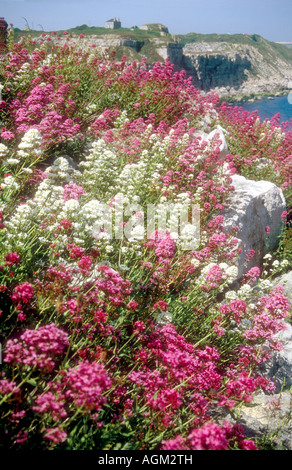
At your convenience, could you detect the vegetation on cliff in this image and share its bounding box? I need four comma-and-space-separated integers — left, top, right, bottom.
0, 33, 291, 450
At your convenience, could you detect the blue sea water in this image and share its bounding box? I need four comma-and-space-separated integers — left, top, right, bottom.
237, 94, 292, 125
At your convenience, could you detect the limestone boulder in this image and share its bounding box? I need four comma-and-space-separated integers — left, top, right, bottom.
272, 270, 292, 304
258, 319, 292, 393
222, 174, 286, 279
233, 391, 292, 450
207, 124, 229, 158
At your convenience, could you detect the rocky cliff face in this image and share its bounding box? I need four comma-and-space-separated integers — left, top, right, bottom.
182, 49, 252, 90
181, 41, 292, 99
33, 31, 292, 99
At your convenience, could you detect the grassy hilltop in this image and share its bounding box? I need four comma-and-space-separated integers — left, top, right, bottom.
13, 23, 292, 63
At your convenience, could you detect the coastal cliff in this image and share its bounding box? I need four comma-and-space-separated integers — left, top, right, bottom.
180, 36, 292, 100
14, 25, 292, 100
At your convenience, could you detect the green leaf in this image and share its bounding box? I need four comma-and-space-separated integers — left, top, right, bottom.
26, 378, 37, 387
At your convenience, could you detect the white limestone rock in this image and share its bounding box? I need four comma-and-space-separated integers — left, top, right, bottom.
272, 270, 292, 303
207, 124, 229, 158
222, 174, 286, 279
235, 391, 292, 450
258, 320, 292, 389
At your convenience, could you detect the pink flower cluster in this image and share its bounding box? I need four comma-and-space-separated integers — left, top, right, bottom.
219, 299, 247, 324
31, 360, 111, 445
67, 243, 85, 259
62, 361, 112, 411
10, 281, 34, 305
63, 183, 85, 201
4, 251, 21, 266
44, 427, 67, 444
4, 323, 69, 373
8, 83, 80, 145
0, 378, 21, 397
34, 360, 112, 425
33, 391, 67, 421
218, 102, 292, 188
243, 287, 290, 347
96, 265, 132, 306
146, 230, 176, 264
129, 324, 222, 425
161, 421, 258, 450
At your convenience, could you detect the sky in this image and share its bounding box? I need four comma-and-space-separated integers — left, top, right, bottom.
0, 0, 291, 42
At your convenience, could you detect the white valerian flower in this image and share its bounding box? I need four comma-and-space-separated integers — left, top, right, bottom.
38, 236, 49, 244
281, 259, 289, 268
45, 157, 74, 184
14, 62, 30, 81
0, 143, 8, 158
224, 265, 238, 283
125, 222, 145, 242
73, 237, 85, 245
1, 175, 20, 191
156, 311, 173, 326
224, 290, 237, 301
80, 139, 119, 198
191, 258, 200, 267
17, 128, 42, 161
178, 223, 200, 250
237, 283, 252, 300
258, 279, 272, 291
64, 199, 80, 212
149, 133, 159, 144
6, 158, 20, 166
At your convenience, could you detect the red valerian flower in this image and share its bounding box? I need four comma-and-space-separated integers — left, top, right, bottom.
11, 282, 34, 304
5, 252, 21, 266
4, 323, 69, 373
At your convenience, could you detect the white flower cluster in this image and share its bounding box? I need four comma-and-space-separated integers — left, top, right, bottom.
3, 152, 86, 250
1, 175, 20, 191
13, 62, 31, 83
115, 151, 151, 200
17, 128, 43, 162
156, 311, 173, 326
1, 129, 42, 173
0, 143, 8, 159
4, 203, 36, 249
164, 193, 200, 251
82, 199, 111, 240
194, 261, 238, 291
80, 139, 119, 198
236, 283, 252, 300
45, 156, 81, 185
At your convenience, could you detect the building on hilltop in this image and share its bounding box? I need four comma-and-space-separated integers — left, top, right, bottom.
105, 18, 121, 29
0, 17, 8, 54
